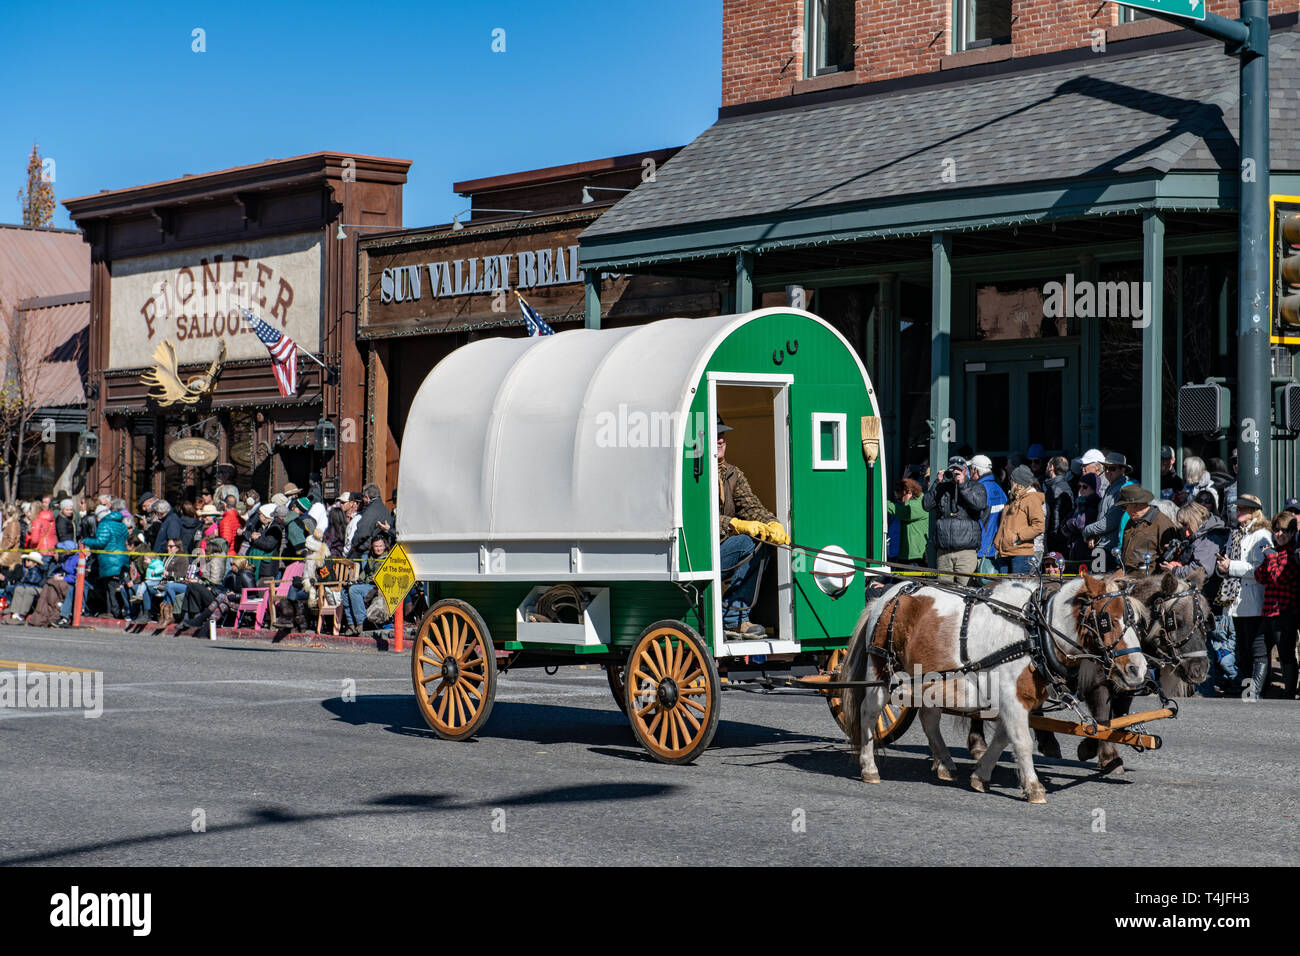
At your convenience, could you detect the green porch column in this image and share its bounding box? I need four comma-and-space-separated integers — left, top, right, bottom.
878, 273, 901, 474
930, 234, 952, 480
735, 251, 754, 313
1141, 210, 1165, 492
584, 270, 602, 330
1078, 253, 1100, 451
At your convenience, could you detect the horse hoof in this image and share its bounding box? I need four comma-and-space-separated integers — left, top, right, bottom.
935, 764, 956, 782
1025, 782, 1048, 804
861, 771, 881, 784
1099, 758, 1125, 775
1038, 738, 1061, 760
968, 741, 987, 762
969, 775, 987, 793
1077, 739, 1099, 762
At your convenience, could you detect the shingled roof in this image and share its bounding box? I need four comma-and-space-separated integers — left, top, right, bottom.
583, 29, 1300, 243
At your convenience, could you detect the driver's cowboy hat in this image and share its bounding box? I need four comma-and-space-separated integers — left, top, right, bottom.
1104, 452, 1133, 473
716, 416, 733, 434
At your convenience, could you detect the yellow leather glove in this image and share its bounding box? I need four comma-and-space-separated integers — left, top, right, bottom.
729, 518, 767, 539
764, 521, 790, 547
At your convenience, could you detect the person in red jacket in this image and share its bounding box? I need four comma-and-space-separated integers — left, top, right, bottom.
217, 495, 241, 551
1253, 511, 1300, 699
24, 506, 57, 555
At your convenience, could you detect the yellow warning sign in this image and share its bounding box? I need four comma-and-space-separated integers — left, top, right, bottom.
375, 542, 416, 614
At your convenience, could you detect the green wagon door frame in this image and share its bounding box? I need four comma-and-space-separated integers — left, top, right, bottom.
706, 372, 795, 657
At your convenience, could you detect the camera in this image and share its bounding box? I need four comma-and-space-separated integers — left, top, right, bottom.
1159, 539, 1183, 565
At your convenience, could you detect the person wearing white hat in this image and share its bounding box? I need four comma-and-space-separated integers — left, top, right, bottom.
967, 454, 1006, 577
8, 552, 47, 621
245, 503, 284, 579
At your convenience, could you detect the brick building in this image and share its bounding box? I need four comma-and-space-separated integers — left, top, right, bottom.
581, 1, 1300, 513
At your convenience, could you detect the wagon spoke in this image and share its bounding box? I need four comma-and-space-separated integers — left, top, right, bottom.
434, 684, 449, 721
638, 653, 662, 681
679, 703, 702, 732
420, 671, 441, 685
651, 639, 669, 680
681, 696, 707, 715
460, 669, 485, 684
418, 654, 442, 670
677, 666, 702, 687
680, 685, 709, 695
666, 707, 678, 751
457, 684, 476, 719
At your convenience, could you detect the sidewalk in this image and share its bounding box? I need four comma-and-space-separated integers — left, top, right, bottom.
72, 614, 406, 652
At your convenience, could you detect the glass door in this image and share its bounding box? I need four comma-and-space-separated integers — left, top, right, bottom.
955, 345, 1078, 469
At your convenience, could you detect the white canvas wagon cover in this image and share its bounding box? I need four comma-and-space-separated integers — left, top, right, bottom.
400, 312, 747, 549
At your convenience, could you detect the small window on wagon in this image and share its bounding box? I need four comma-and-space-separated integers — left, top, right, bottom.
806, 0, 856, 77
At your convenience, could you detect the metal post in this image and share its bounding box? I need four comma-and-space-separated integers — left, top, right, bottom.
584, 270, 603, 330
1142, 210, 1165, 491
735, 252, 754, 313
1078, 253, 1101, 451
929, 234, 953, 568
72, 551, 86, 628
1237, 0, 1272, 504
393, 597, 404, 653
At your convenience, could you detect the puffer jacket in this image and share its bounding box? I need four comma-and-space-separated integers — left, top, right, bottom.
25, 509, 57, 553
921, 477, 987, 552
81, 511, 130, 578
1172, 513, 1229, 601
976, 474, 1007, 559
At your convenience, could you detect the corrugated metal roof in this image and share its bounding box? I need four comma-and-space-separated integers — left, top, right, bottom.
0, 226, 88, 409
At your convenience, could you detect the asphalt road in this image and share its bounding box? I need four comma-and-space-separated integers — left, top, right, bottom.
0, 626, 1296, 866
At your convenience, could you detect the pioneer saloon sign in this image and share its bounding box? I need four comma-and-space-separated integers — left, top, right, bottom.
108, 233, 322, 369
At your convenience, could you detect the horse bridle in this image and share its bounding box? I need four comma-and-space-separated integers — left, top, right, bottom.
1047, 587, 1145, 674
1142, 586, 1211, 671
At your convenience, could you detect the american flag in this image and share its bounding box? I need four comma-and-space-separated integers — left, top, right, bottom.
241, 308, 298, 397
518, 294, 555, 336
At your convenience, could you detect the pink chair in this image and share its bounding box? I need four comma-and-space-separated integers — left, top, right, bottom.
269, 561, 305, 628
233, 587, 272, 629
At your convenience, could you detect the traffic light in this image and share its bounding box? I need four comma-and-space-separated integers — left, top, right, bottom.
1273, 196, 1300, 334
1177, 382, 1232, 435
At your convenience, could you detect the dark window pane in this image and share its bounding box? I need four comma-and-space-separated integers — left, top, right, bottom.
1026, 370, 1064, 454
973, 373, 1011, 455
965, 0, 1012, 47
813, 0, 855, 75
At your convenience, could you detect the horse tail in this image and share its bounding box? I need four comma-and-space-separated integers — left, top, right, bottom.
842, 586, 892, 750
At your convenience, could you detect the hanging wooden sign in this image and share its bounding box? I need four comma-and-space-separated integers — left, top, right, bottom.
168, 437, 219, 467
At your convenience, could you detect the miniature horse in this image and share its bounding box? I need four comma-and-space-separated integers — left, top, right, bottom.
840, 569, 1147, 803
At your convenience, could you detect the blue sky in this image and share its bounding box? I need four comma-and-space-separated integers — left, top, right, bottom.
1, 0, 721, 230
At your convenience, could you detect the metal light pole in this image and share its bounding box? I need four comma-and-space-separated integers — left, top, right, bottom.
1236, 0, 1272, 504
1130, 1, 1269, 501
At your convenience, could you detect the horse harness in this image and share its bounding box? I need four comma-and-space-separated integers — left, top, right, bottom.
1143, 586, 1211, 668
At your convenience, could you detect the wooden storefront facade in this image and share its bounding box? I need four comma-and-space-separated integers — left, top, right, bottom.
65, 152, 410, 505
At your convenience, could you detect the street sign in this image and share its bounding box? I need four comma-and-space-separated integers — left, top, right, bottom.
374, 542, 416, 614
1114, 0, 1205, 20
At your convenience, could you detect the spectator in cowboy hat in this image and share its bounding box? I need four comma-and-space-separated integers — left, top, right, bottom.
1217, 493, 1274, 698
1079, 452, 1134, 569
1117, 484, 1178, 571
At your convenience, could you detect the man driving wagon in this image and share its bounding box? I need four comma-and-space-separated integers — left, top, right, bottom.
716, 416, 789, 640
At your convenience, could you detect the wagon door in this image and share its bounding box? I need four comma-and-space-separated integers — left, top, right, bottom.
788, 385, 871, 647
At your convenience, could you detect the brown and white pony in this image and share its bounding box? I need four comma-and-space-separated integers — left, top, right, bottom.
840, 570, 1147, 803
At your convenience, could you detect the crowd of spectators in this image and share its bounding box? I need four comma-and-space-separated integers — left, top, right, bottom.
888, 442, 1298, 700
0, 479, 400, 638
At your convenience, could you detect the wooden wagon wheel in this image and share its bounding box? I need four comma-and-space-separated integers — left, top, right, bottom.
411, 599, 497, 741
625, 620, 720, 764
824, 648, 916, 745
605, 661, 628, 715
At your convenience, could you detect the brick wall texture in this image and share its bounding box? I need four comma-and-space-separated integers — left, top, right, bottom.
723, 0, 1296, 106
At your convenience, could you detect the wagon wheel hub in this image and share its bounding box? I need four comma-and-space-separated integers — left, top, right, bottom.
656, 677, 679, 709
441, 657, 460, 682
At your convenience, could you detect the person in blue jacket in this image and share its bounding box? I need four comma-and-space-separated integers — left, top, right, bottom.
969, 454, 1007, 577
59, 499, 131, 623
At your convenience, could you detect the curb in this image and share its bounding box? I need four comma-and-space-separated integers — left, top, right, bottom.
74, 614, 406, 653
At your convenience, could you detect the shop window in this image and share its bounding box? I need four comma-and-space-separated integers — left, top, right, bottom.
953, 0, 1012, 51
975, 280, 1067, 340
806, 0, 856, 77
1119, 7, 1152, 22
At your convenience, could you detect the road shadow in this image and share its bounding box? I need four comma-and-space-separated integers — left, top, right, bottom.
0, 782, 680, 866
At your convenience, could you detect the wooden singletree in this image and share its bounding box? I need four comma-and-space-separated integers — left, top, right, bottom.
16, 143, 55, 228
